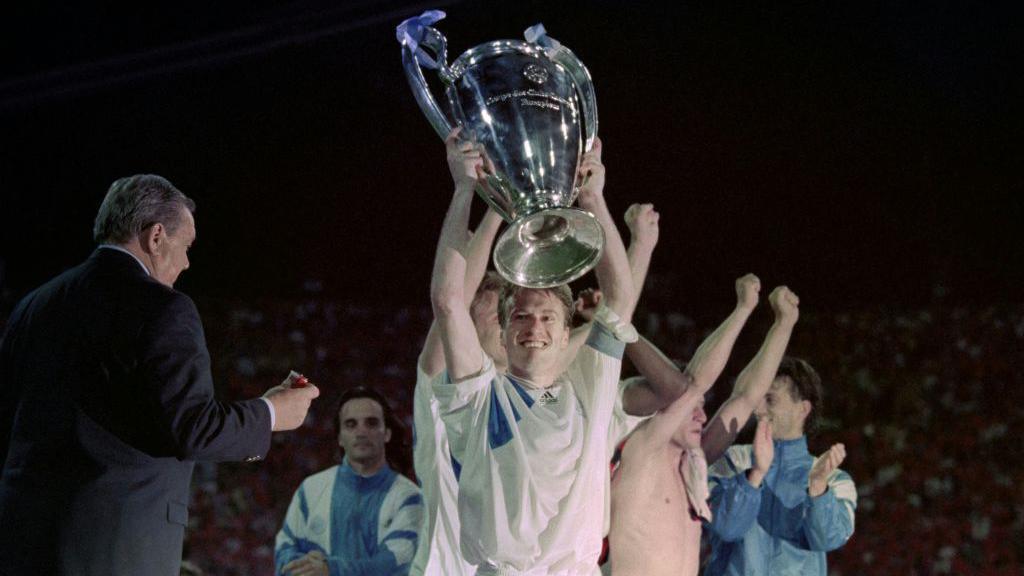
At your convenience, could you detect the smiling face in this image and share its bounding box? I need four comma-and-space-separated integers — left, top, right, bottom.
754, 376, 811, 440
337, 397, 391, 470
501, 288, 571, 380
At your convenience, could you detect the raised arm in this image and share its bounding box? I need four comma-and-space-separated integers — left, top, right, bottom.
640, 275, 760, 441
702, 286, 799, 464
559, 202, 659, 373
464, 210, 503, 303
419, 208, 502, 378
554, 289, 599, 374
429, 129, 486, 381
621, 202, 691, 415
624, 202, 659, 297
575, 138, 635, 323
624, 275, 758, 418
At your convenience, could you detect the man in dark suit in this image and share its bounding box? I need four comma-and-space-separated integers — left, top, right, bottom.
0, 174, 321, 576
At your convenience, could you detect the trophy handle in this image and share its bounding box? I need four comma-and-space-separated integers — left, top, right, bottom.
548, 46, 599, 152
400, 26, 457, 141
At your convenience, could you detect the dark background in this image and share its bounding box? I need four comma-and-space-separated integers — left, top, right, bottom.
2, 0, 1022, 315
3, 3, 1023, 573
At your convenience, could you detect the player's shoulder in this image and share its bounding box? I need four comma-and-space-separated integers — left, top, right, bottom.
301, 465, 341, 491
383, 472, 424, 515
391, 473, 423, 497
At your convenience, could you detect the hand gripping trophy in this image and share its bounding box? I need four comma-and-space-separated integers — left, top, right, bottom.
397, 10, 603, 288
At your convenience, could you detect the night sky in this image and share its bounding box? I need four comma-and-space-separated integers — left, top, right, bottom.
2, 0, 1021, 314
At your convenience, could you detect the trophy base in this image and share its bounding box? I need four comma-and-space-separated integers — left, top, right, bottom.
493, 207, 605, 289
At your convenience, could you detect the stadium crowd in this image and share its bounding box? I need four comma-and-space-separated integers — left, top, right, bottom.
167, 283, 1023, 576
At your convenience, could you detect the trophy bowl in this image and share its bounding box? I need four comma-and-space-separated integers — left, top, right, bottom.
399, 14, 604, 288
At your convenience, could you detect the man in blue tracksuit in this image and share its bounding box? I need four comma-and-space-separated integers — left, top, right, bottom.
275, 387, 422, 576
705, 357, 856, 575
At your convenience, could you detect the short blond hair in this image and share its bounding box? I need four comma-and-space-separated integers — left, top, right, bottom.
498, 284, 574, 329
472, 271, 509, 308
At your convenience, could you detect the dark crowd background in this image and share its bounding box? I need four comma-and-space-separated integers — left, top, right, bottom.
164, 288, 1023, 576
2, 1, 1022, 574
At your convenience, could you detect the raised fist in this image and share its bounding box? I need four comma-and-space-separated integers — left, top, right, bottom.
574, 287, 603, 323
768, 286, 799, 325
735, 274, 760, 311
625, 203, 660, 248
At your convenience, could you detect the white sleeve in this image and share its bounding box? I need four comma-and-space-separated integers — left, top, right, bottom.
431, 356, 497, 463
379, 478, 425, 570
566, 321, 626, 420
608, 379, 651, 455
274, 484, 308, 570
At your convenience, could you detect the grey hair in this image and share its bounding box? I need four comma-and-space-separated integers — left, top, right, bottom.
92, 174, 195, 244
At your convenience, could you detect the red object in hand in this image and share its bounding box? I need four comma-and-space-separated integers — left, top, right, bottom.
293, 375, 309, 388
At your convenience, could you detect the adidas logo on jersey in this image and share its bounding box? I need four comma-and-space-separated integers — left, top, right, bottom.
539, 390, 557, 405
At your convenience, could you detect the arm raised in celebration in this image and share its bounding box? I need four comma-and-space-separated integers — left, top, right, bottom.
419, 207, 502, 378
702, 285, 799, 464
429, 128, 491, 381
637, 275, 759, 441
575, 138, 635, 324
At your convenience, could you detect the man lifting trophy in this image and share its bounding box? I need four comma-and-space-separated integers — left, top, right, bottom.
398, 10, 603, 288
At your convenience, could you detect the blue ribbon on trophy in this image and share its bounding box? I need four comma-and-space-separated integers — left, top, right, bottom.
523, 23, 563, 55
396, 10, 447, 69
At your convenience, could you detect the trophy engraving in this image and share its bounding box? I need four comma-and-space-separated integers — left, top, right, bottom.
523, 63, 549, 84
397, 12, 603, 288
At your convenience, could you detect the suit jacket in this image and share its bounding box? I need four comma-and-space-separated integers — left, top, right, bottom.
0, 248, 272, 576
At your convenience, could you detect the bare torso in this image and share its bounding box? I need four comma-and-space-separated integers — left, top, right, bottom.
608, 420, 701, 576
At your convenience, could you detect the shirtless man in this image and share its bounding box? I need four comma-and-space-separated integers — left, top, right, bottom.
609, 278, 800, 576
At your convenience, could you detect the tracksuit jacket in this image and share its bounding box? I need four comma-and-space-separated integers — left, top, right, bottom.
704, 437, 857, 576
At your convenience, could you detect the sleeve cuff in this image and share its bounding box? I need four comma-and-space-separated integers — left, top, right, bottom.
808, 485, 834, 503
586, 321, 627, 359
738, 472, 762, 494
593, 304, 639, 343
432, 354, 496, 401
260, 397, 276, 430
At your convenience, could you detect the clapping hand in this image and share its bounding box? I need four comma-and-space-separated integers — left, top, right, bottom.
747, 417, 774, 488
808, 443, 846, 497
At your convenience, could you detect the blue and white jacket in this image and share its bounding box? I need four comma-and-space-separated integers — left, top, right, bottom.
704, 437, 856, 576
275, 459, 423, 576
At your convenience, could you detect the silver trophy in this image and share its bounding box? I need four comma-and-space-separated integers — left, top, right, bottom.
398, 12, 603, 288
